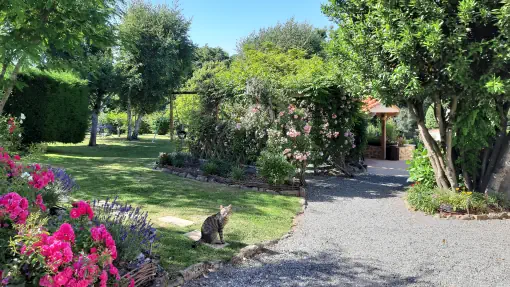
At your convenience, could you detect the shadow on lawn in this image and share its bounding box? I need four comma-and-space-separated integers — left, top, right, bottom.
306, 174, 410, 202
184, 251, 431, 287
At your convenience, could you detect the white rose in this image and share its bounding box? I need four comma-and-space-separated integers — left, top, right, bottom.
20, 113, 26, 120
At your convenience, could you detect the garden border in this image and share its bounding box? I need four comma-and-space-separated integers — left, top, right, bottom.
162, 197, 307, 287
156, 166, 306, 197
405, 201, 510, 220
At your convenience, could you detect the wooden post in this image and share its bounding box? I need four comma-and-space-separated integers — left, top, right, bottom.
169, 96, 174, 140
380, 114, 387, 160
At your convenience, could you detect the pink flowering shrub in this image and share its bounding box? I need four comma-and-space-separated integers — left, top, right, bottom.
0, 114, 24, 154
2, 198, 132, 287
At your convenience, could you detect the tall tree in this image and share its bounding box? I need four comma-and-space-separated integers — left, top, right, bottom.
118, 1, 193, 140
323, 0, 510, 192
193, 45, 230, 70
0, 0, 119, 113
237, 18, 327, 57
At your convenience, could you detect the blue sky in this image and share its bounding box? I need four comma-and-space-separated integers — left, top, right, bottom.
151, 0, 333, 55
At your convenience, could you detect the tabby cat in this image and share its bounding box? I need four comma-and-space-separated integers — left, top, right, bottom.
192, 204, 232, 248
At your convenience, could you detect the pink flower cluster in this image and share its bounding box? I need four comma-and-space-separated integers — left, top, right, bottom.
0, 149, 23, 177
36, 194, 47, 212
293, 151, 310, 162
286, 129, 301, 138
288, 104, 296, 114
28, 165, 55, 190
70, 201, 94, 220
303, 123, 311, 135
90, 224, 118, 260
34, 215, 119, 286
0, 192, 29, 224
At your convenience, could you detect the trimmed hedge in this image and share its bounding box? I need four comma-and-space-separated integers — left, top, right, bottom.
5, 70, 89, 144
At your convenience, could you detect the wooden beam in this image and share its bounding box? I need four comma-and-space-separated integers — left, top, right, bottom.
170, 91, 197, 95
380, 114, 387, 160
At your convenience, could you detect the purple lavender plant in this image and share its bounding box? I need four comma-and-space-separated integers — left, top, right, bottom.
48, 167, 79, 193
92, 197, 158, 262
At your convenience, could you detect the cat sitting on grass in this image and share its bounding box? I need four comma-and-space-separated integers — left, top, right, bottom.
192, 204, 232, 248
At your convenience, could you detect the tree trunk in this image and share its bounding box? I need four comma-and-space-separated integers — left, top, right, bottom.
132, 114, 143, 140
0, 58, 23, 114
126, 93, 133, 140
480, 103, 510, 192
169, 96, 174, 140
408, 101, 451, 189
88, 111, 99, 146
0, 61, 8, 83
485, 139, 510, 195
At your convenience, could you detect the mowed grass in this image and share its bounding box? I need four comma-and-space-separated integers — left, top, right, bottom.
39, 135, 301, 276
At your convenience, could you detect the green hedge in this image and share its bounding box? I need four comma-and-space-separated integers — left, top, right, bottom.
5, 70, 89, 144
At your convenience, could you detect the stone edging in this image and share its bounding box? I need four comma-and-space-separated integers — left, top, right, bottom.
405, 200, 510, 221
435, 212, 509, 220
157, 167, 306, 197
165, 197, 307, 287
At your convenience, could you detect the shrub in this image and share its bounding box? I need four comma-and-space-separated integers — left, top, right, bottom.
5, 70, 89, 144
407, 145, 436, 188
92, 197, 157, 263
405, 183, 439, 214
406, 184, 508, 214
158, 152, 196, 168
230, 166, 245, 180
257, 150, 295, 185
211, 159, 232, 177
202, 161, 219, 176
425, 106, 438, 129
0, 114, 24, 153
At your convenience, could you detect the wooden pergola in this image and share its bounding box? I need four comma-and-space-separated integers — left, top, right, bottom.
363, 98, 400, 160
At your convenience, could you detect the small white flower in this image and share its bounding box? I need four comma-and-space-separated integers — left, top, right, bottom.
20, 113, 26, 120
20, 120, 23, 124
28, 176, 33, 181
18, 133, 21, 137
21, 172, 30, 178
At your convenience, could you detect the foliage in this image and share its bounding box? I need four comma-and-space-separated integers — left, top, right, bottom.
229, 166, 245, 181
146, 111, 170, 135
407, 145, 437, 189
0, 0, 119, 113
118, 1, 194, 116
92, 197, 157, 263
202, 161, 219, 176
174, 94, 200, 128
366, 118, 398, 146
406, 184, 508, 214
193, 45, 230, 70
257, 150, 295, 185
5, 70, 89, 144
323, 0, 510, 191
100, 110, 128, 135
158, 152, 196, 168
237, 18, 326, 57
425, 106, 438, 129
394, 107, 417, 138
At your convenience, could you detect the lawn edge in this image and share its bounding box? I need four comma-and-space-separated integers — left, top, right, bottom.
165, 196, 307, 287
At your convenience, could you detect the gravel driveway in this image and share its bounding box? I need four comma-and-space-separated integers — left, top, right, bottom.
184, 174, 510, 287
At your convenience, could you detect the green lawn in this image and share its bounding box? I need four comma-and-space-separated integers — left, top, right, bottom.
39, 135, 301, 276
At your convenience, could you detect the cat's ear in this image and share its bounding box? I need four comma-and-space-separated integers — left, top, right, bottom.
220, 205, 224, 209
228, 204, 232, 208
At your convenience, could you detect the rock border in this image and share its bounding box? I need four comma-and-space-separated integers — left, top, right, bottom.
435, 212, 510, 220
405, 200, 510, 221
165, 197, 307, 287
157, 167, 306, 198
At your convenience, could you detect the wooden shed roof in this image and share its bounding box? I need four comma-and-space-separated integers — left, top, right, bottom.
362, 97, 400, 117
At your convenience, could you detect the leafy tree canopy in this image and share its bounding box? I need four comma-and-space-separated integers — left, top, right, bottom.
237, 18, 327, 57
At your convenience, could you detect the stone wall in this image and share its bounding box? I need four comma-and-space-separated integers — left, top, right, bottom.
364, 145, 384, 159
398, 145, 415, 161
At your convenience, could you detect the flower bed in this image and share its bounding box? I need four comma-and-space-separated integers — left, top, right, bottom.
0, 150, 165, 286
157, 165, 305, 197
405, 183, 510, 220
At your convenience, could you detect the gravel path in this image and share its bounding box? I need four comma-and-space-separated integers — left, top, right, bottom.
184, 174, 510, 287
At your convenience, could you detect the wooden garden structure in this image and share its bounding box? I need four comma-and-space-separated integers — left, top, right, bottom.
363, 97, 400, 160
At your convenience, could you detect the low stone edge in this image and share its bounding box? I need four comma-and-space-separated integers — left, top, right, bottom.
156, 167, 306, 198
404, 200, 510, 221
165, 197, 307, 287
